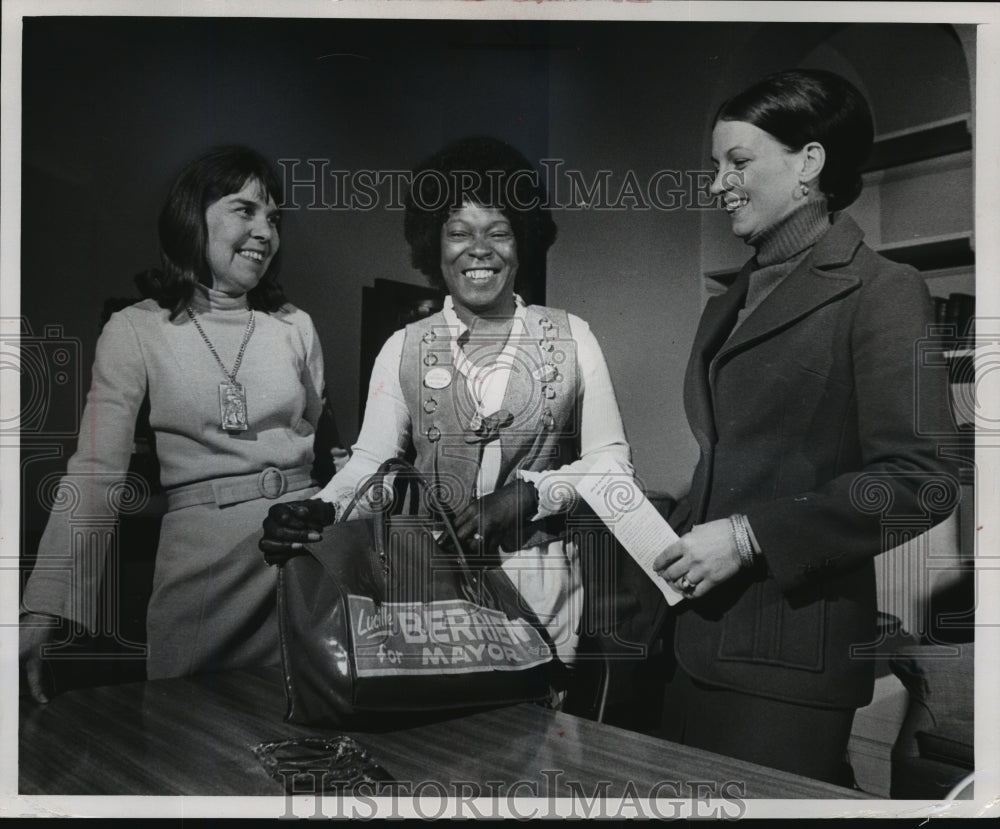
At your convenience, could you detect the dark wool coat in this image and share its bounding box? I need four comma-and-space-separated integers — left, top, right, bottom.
673, 214, 958, 709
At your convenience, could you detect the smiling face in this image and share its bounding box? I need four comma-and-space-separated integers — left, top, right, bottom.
710, 120, 810, 241
204, 177, 280, 296
439, 202, 518, 324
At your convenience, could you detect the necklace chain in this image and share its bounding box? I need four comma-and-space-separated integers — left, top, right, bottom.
185, 305, 255, 383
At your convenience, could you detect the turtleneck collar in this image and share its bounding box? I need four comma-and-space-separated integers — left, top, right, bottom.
189, 283, 251, 313
749, 200, 831, 268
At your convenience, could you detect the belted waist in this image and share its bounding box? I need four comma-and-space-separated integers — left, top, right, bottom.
165, 466, 316, 512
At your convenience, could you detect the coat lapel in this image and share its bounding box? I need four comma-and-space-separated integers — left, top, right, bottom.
711, 215, 866, 379
685, 264, 751, 449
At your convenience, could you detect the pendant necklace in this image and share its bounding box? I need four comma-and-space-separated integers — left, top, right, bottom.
185, 304, 255, 432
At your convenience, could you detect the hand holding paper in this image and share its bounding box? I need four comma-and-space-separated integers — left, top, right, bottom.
573, 459, 685, 606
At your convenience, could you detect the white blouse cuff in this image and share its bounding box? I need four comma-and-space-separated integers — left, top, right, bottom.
516, 469, 579, 520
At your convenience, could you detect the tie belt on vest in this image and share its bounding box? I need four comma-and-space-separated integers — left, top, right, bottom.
165, 466, 315, 511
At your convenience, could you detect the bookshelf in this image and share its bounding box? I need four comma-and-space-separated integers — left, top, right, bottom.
861, 114, 971, 173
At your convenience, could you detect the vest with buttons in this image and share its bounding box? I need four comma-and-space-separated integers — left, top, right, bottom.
399, 304, 579, 548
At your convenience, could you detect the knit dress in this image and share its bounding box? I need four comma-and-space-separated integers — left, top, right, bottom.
22, 285, 325, 678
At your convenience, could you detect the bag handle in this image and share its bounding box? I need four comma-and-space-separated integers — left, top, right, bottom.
340, 457, 472, 577
338, 459, 543, 626
338, 457, 422, 524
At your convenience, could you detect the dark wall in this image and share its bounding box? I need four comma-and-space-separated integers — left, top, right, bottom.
20, 17, 556, 453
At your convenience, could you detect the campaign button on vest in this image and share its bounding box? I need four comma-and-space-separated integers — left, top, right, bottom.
424, 367, 452, 389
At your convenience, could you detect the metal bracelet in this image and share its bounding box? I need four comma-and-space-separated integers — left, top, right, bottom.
729, 513, 756, 570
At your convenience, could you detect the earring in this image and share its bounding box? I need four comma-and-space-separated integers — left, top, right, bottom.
798, 182, 810, 198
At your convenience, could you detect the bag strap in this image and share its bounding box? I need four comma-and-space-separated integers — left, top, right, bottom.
340, 457, 472, 577
338, 457, 422, 522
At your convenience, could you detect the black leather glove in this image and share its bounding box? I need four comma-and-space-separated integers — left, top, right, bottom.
451, 479, 539, 559
259, 498, 338, 565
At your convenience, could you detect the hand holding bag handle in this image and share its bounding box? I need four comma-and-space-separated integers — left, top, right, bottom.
262, 457, 463, 563
336, 458, 478, 601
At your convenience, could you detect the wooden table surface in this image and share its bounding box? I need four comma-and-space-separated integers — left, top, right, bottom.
19, 666, 869, 799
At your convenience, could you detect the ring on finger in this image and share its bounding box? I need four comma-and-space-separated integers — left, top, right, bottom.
678, 575, 696, 595
472, 532, 483, 542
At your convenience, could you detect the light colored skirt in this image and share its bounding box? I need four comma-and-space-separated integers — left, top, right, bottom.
146, 485, 317, 680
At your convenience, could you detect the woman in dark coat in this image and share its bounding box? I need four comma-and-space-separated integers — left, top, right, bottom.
653, 69, 958, 784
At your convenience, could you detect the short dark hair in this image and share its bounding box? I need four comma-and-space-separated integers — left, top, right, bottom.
156, 145, 288, 315
714, 69, 874, 212
403, 136, 558, 291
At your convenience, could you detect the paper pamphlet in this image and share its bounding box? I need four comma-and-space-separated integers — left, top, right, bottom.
572, 461, 685, 606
